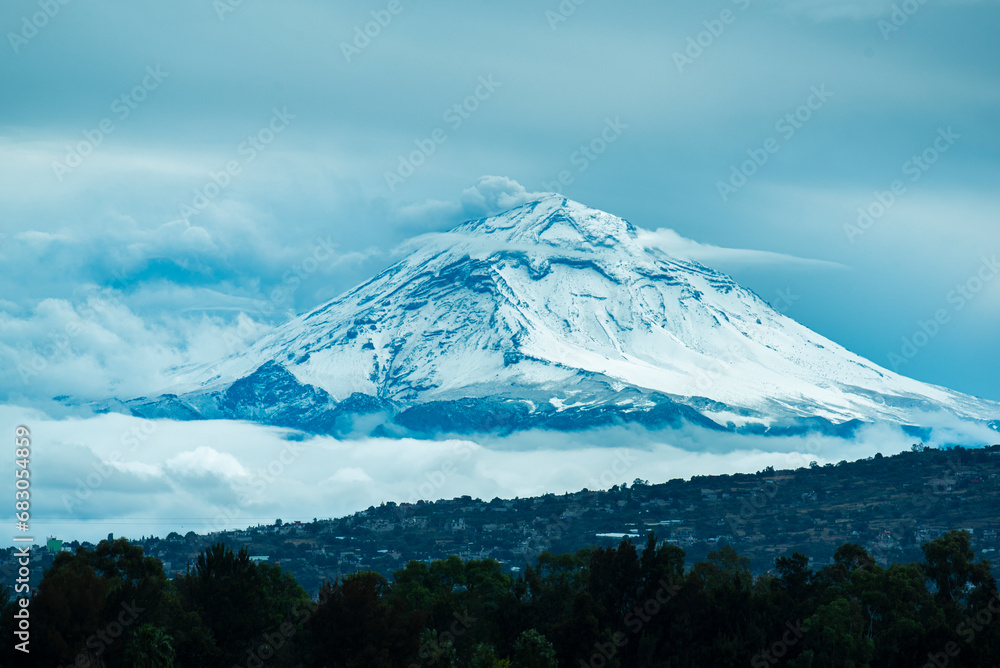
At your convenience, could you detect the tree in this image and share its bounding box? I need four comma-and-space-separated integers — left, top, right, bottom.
174, 543, 309, 667
0, 584, 24, 667
686, 545, 760, 664
775, 551, 815, 619
123, 623, 176, 668
851, 562, 935, 667
392, 556, 466, 635
31, 551, 108, 667
823, 543, 875, 585
512, 629, 557, 668
462, 558, 517, 653
548, 591, 600, 667
470, 642, 512, 668
802, 597, 874, 666
587, 539, 641, 629
307, 571, 424, 667
414, 627, 457, 668
921, 530, 993, 611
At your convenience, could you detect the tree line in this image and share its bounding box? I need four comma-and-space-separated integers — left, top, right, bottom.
2, 530, 998, 667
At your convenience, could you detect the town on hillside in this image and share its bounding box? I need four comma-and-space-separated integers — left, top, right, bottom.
5, 443, 999, 597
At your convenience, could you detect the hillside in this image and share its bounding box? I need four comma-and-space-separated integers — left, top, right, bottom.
12, 444, 999, 597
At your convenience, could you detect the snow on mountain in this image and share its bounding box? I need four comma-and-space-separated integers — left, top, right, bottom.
102, 196, 999, 436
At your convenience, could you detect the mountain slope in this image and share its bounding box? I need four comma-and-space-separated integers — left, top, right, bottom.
103, 197, 999, 436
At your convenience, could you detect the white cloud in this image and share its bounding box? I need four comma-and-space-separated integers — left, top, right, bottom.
5, 404, 994, 546
167, 446, 249, 479
327, 467, 375, 484
0, 291, 279, 403
396, 198, 463, 224
459, 175, 547, 218
397, 176, 549, 231
637, 227, 846, 269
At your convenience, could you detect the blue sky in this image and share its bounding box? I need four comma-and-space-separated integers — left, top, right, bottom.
2, 0, 999, 543
2, 0, 998, 406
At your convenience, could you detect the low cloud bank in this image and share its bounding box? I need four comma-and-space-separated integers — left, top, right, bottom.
3, 405, 995, 546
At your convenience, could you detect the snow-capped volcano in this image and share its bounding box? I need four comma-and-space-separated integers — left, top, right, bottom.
106, 196, 998, 436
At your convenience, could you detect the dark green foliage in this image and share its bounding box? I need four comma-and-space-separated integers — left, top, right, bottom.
30, 549, 108, 666
305, 570, 424, 667
173, 542, 311, 667
123, 623, 176, 667
512, 629, 558, 667
5, 531, 1000, 666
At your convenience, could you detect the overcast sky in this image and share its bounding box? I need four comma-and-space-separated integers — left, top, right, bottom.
2, 0, 999, 404
1, 0, 998, 543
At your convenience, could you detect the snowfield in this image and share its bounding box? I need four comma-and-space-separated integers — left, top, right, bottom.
102, 196, 999, 436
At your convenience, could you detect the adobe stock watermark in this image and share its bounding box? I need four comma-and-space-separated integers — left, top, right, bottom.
13, 543, 31, 653
716, 85, 833, 202
589, 450, 637, 490
7, 0, 72, 55
404, 442, 475, 503
384, 75, 501, 192
408, 610, 477, 668
219, 235, 340, 355
534, 502, 585, 555
877, 0, 930, 41
17, 292, 122, 385
540, 116, 628, 194
694, 343, 746, 394
871, 453, 968, 565
545, 0, 587, 31
843, 127, 959, 244
238, 589, 335, 668
725, 435, 823, 536
176, 107, 294, 221
214, 0, 247, 21
206, 440, 306, 533
696, 287, 798, 393
725, 479, 779, 536
783, 434, 824, 470
62, 420, 158, 513
751, 620, 806, 667
887, 255, 998, 372
581, 579, 682, 667
525, 451, 638, 563
771, 287, 800, 315
673, 0, 753, 73
340, 0, 408, 63
919, 592, 1000, 668
52, 65, 169, 182
57, 601, 144, 668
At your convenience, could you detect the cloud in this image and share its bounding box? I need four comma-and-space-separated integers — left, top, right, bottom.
396, 176, 549, 230
395, 198, 463, 225
4, 404, 994, 546
327, 467, 375, 484
459, 175, 547, 218
167, 446, 249, 479
0, 291, 282, 404
637, 227, 846, 270
0, 174, 554, 406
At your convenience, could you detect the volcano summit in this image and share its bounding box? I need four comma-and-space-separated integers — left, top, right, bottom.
101, 197, 999, 437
